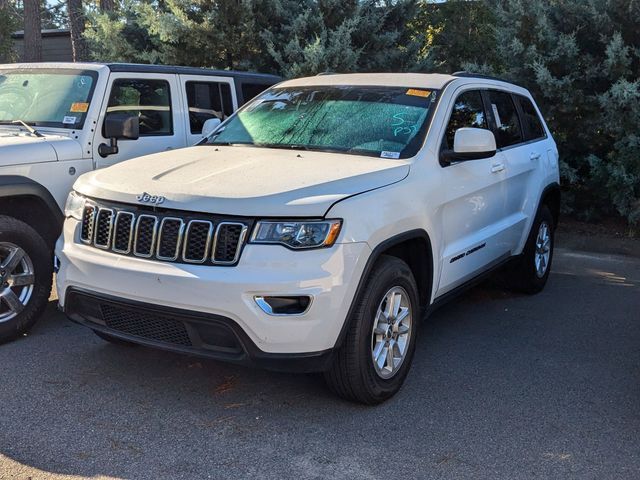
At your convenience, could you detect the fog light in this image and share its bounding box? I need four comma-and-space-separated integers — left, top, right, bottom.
254, 296, 312, 315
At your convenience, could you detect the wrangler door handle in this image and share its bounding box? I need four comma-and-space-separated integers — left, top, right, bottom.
530, 152, 541, 160
491, 163, 505, 173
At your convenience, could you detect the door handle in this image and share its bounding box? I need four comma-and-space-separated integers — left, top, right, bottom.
491, 163, 505, 173
530, 152, 541, 161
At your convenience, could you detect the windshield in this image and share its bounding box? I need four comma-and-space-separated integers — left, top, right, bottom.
0, 69, 97, 129
205, 85, 438, 159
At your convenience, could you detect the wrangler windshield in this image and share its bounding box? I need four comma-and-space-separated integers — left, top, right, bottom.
0, 69, 97, 129
206, 85, 438, 159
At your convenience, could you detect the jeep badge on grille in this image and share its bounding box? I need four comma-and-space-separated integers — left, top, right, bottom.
136, 192, 165, 205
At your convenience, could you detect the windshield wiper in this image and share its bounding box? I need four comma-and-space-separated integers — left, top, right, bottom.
256, 143, 311, 151
208, 141, 254, 147
11, 120, 44, 137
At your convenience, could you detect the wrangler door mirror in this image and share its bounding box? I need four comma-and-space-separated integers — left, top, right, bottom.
99, 114, 140, 158
201, 118, 221, 138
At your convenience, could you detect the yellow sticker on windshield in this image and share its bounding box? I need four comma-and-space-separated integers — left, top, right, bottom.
70, 102, 89, 113
406, 89, 431, 98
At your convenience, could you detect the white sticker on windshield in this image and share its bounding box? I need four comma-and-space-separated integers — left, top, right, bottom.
62, 116, 77, 125
381, 151, 401, 159
491, 104, 502, 128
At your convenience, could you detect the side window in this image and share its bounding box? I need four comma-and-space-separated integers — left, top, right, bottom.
486, 90, 523, 148
106, 79, 172, 136
444, 90, 488, 150
241, 83, 270, 104
185, 81, 233, 134
515, 95, 545, 141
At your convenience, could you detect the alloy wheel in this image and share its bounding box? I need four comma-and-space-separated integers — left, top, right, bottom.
370, 286, 413, 379
534, 221, 551, 278
0, 242, 35, 323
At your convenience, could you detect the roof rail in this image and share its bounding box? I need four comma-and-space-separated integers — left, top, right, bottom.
316, 71, 336, 76
452, 71, 509, 83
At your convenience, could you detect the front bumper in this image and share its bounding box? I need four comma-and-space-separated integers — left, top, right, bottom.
56, 218, 371, 360
65, 289, 335, 372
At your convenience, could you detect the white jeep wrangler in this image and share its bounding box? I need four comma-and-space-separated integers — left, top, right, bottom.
55, 72, 560, 403
0, 62, 279, 343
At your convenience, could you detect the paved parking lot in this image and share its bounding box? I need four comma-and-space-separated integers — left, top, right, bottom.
1, 248, 639, 479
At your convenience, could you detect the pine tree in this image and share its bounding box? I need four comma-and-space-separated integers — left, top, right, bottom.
412, 0, 498, 73
0, 0, 19, 62
68, 0, 90, 61
489, 0, 640, 225
22, 0, 42, 61
263, 0, 422, 77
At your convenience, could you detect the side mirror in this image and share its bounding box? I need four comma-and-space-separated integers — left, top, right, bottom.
201, 117, 221, 138
441, 127, 497, 163
99, 114, 140, 158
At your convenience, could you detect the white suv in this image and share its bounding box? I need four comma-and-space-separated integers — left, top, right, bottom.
55, 73, 560, 404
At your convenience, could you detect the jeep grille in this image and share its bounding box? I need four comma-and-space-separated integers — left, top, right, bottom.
79, 200, 250, 266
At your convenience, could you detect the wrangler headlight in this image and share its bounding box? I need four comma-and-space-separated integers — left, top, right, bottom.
64, 191, 86, 220
250, 220, 342, 249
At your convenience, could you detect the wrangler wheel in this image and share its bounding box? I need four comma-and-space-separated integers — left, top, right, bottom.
0, 216, 52, 344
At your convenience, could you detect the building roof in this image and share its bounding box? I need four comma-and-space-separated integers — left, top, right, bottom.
11, 29, 71, 39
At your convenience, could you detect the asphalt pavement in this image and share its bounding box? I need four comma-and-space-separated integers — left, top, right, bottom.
1, 248, 639, 479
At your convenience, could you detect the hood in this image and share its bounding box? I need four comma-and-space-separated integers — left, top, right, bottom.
75, 145, 410, 217
0, 129, 83, 166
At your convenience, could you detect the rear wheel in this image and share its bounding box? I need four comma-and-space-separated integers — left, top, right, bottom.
505, 205, 555, 294
0, 216, 52, 344
324, 255, 419, 404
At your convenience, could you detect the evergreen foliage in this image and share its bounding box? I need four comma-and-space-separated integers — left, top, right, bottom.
486, 0, 640, 225
0, 2, 19, 63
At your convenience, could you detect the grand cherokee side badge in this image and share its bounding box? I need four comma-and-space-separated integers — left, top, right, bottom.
136, 192, 165, 205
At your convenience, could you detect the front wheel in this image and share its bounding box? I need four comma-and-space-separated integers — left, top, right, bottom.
0, 216, 53, 344
324, 255, 420, 404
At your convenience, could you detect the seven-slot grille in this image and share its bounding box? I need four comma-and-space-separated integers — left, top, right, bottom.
80, 201, 249, 266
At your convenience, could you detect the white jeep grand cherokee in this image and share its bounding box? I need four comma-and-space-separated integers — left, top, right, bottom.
56, 72, 560, 404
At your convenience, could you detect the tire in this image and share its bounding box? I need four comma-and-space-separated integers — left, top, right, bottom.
0, 216, 53, 344
505, 205, 555, 294
324, 255, 420, 405
93, 329, 138, 346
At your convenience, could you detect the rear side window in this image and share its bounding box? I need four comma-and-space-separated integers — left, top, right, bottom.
106, 79, 172, 136
486, 90, 523, 148
444, 90, 488, 150
241, 83, 271, 104
185, 81, 234, 134
515, 95, 545, 141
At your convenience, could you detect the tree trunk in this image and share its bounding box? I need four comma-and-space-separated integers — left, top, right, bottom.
99, 0, 115, 12
67, 0, 90, 61
22, 0, 42, 62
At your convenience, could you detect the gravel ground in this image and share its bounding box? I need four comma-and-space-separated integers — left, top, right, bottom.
1, 248, 639, 480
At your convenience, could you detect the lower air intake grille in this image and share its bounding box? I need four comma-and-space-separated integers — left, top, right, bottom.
100, 303, 192, 346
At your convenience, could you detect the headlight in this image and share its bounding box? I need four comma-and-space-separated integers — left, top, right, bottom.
250, 219, 342, 249
64, 191, 86, 220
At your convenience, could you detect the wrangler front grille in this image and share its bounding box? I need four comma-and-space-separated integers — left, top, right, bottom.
79, 200, 250, 266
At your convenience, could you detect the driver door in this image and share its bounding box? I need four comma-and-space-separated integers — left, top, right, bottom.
93, 73, 186, 169
435, 88, 511, 297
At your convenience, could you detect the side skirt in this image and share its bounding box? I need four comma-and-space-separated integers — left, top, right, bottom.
424, 253, 514, 319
